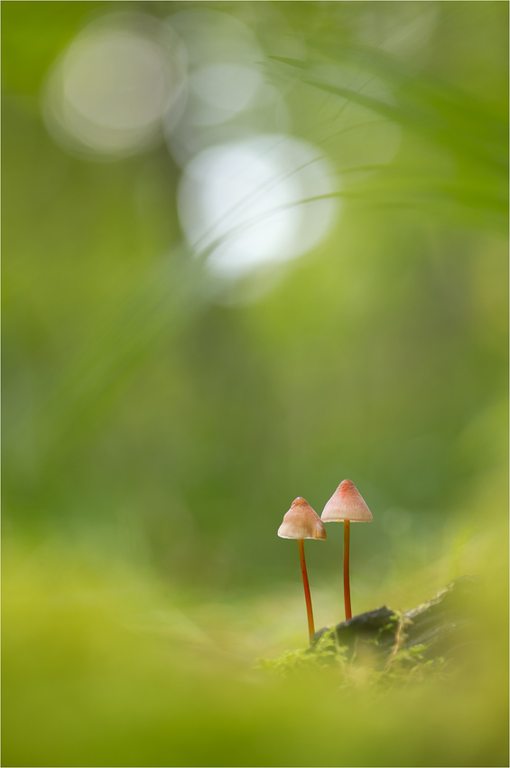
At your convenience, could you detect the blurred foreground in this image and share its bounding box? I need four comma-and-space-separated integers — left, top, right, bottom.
3, 508, 508, 766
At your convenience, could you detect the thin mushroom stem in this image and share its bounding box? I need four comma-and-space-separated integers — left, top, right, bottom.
297, 539, 315, 643
343, 520, 352, 620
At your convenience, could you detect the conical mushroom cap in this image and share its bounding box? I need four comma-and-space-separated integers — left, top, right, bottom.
277, 497, 327, 540
321, 480, 373, 523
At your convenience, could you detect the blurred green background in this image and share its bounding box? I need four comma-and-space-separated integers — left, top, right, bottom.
2, 2, 508, 766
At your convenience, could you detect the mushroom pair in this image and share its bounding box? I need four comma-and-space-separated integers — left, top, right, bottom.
277, 480, 372, 643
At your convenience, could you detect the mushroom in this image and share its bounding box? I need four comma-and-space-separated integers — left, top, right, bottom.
278, 497, 326, 643
321, 480, 373, 621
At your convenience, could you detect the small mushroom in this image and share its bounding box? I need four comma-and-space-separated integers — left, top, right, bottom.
321, 480, 373, 621
278, 497, 326, 643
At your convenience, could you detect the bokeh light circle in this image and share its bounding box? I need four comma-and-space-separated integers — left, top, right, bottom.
43, 13, 187, 159
178, 134, 340, 279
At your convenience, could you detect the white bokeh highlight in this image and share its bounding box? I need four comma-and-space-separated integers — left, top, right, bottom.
163, 8, 288, 167
43, 14, 187, 158
178, 134, 339, 279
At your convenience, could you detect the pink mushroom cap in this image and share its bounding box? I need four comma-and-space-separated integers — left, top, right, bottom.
278, 497, 327, 540
321, 480, 373, 523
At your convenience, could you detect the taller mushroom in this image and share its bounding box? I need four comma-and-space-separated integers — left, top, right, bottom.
278, 497, 326, 644
321, 480, 373, 620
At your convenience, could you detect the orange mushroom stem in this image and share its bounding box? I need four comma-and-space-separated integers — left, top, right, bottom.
343, 519, 352, 620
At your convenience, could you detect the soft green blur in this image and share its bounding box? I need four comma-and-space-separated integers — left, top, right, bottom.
2, 2, 508, 766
